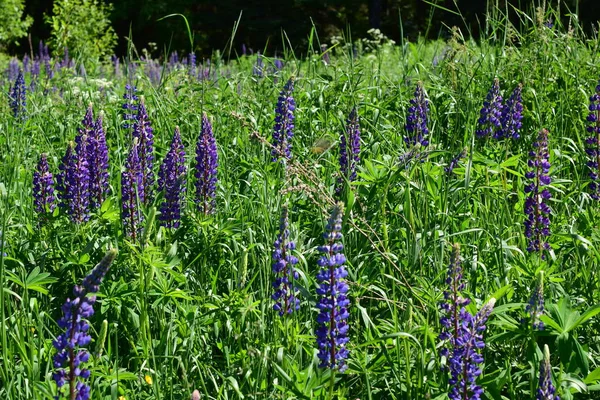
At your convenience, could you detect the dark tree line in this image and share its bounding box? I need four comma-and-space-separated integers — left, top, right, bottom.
12, 0, 600, 59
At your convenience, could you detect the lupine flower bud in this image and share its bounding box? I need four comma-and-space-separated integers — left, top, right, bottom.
53, 249, 117, 400
524, 129, 551, 255
585, 79, 600, 200
525, 271, 545, 330
404, 82, 429, 147
271, 78, 295, 162
158, 127, 186, 228
122, 139, 144, 240
445, 148, 467, 175
315, 203, 350, 372
132, 99, 155, 204
476, 78, 503, 139
499, 84, 523, 140
195, 114, 218, 215
272, 205, 300, 316
336, 107, 361, 195
537, 345, 560, 400
9, 70, 27, 119
33, 153, 56, 220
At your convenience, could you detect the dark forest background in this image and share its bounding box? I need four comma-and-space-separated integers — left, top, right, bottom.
13, 0, 600, 58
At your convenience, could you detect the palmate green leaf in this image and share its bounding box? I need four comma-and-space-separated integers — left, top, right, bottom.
5, 267, 58, 295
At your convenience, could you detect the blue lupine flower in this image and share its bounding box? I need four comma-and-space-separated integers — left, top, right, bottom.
404, 82, 429, 147
499, 84, 523, 140
585, 79, 600, 200
315, 203, 350, 372
33, 153, 56, 220
122, 84, 139, 129
53, 249, 117, 400
132, 99, 155, 204
122, 139, 144, 240
271, 78, 295, 162
537, 345, 560, 400
272, 205, 300, 316
87, 114, 110, 210
337, 107, 361, 195
195, 114, 218, 215
158, 127, 186, 228
9, 70, 27, 119
525, 272, 545, 331
57, 140, 90, 224
476, 78, 503, 139
524, 129, 551, 254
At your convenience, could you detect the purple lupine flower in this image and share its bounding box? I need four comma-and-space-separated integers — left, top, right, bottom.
447, 299, 496, 400
585, 79, 600, 200
9, 70, 27, 119
122, 84, 139, 129
537, 344, 560, 400
253, 52, 264, 77
271, 78, 295, 162
315, 203, 350, 372
524, 129, 551, 255
121, 139, 144, 240
476, 78, 503, 139
132, 99, 155, 204
445, 148, 467, 175
7, 58, 19, 82
53, 249, 117, 400
23, 55, 31, 74
499, 84, 523, 140
525, 272, 545, 331
169, 51, 179, 70
404, 82, 429, 147
439, 244, 471, 358
188, 52, 197, 76
158, 127, 186, 228
241, 44, 247, 56
336, 107, 361, 195
195, 114, 218, 215
86, 114, 110, 210
272, 205, 300, 316
57, 140, 90, 224
33, 153, 56, 220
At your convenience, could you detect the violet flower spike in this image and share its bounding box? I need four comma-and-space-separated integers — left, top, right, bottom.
271, 78, 295, 162
525, 271, 545, 331
57, 140, 90, 224
87, 114, 110, 210
336, 107, 361, 195
10, 70, 27, 119
537, 345, 560, 400
33, 153, 56, 220
524, 129, 552, 255
121, 139, 144, 240
315, 203, 350, 372
158, 127, 186, 228
585, 79, 600, 200
132, 99, 155, 204
122, 84, 139, 129
499, 84, 523, 140
404, 82, 429, 147
194, 114, 218, 215
476, 78, 503, 139
272, 205, 300, 316
53, 249, 117, 400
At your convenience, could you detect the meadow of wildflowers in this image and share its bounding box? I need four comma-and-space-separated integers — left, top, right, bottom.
1, 5, 600, 400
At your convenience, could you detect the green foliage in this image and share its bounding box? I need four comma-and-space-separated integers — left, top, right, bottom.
0, 0, 32, 48
46, 0, 118, 62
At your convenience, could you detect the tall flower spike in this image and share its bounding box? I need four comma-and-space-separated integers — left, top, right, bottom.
315, 203, 350, 372
271, 78, 295, 162
499, 84, 523, 140
87, 114, 110, 210
404, 82, 430, 147
336, 107, 361, 195
272, 205, 300, 316
524, 129, 552, 255
537, 345, 560, 400
195, 114, 218, 215
57, 140, 90, 224
121, 139, 144, 240
53, 249, 117, 400
10, 70, 27, 119
476, 78, 503, 139
33, 153, 56, 220
439, 244, 471, 358
585, 79, 600, 200
132, 99, 155, 204
447, 298, 496, 400
158, 127, 186, 228
525, 271, 545, 331
122, 84, 139, 129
